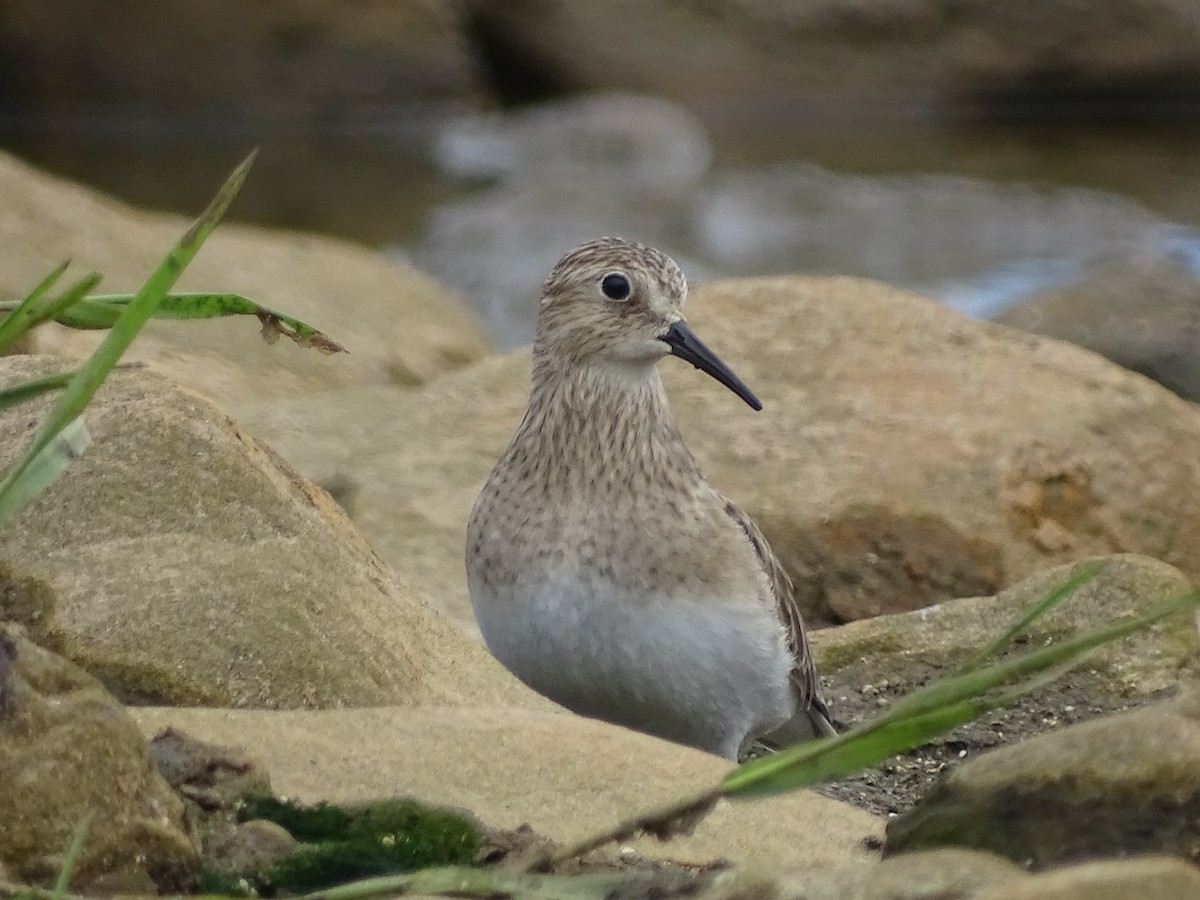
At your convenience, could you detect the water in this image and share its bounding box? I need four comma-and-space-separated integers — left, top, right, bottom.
6, 101, 1200, 347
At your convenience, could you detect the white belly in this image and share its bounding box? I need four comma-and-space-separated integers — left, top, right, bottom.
470, 571, 796, 759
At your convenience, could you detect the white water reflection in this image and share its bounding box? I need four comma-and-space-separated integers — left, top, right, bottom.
410, 95, 1195, 349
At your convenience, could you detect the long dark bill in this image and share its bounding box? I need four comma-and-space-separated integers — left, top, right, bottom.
659, 321, 763, 411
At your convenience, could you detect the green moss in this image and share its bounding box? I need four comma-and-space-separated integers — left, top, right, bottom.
196, 867, 255, 896
813, 630, 906, 672
235, 795, 482, 894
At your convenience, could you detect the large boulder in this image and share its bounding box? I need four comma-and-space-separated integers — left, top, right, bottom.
0, 1, 486, 111
751, 853, 1200, 900
0, 149, 491, 421
0, 355, 542, 711
886, 691, 1200, 868
757, 848, 1027, 900
0, 623, 198, 893
244, 276, 1200, 633
131, 704, 883, 871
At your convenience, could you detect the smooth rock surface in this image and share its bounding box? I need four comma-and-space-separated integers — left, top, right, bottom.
763, 848, 1026, 900
0, 355, 542, 710
131, 705, 883, 871
722, 852, 1200, 900
997, 249, 1200, 402
0, 623, 197, 892
886, 691, 1200, 867
813, 555, 1200, 699
244, 277, 1200, 633
972, 856, 1200, 900
0, 149, 490, 420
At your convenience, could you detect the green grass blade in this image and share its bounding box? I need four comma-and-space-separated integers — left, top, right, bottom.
53, 292, 344, 352
722, 586, 1199, 799
0, 150, 256, 526
0, 418, 91, 518
0, 371, 78, 412
51, 813, 94, 900
956, 559, 1105, 673
0, 261, 69, 352
26, 273, 103, 332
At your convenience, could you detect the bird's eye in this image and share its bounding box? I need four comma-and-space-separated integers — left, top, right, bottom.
600, 272, 631, 301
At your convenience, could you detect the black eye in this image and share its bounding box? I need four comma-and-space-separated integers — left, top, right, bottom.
600, 273, 631, 301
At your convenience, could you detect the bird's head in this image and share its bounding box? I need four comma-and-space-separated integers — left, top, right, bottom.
536, 237, 761, 410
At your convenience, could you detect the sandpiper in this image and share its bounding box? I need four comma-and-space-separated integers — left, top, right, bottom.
465, 237, 834, 760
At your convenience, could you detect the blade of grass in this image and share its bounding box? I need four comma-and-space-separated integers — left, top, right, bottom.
25, 274, 103, 332
0, 261, 69, 352
723, 660, 1080, 799
955, 559, 1105, 673
31, 292, 344, 353
51, 813, 94, 900
0, 150, 256, 526
0, 371, 77, 413
0, 418, 90, 518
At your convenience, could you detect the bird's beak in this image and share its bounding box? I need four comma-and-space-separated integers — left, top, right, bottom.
659, 321, 762, 411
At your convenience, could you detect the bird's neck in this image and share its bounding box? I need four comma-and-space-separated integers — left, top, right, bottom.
508, 352, 702, 489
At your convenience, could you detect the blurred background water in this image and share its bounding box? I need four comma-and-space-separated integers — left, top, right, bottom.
4, 1, 1200, 354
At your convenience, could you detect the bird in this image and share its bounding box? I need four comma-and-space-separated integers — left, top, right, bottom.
465, 237, 834, 760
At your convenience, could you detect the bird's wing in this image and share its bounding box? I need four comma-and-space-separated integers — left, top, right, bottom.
719, 497, 821, 711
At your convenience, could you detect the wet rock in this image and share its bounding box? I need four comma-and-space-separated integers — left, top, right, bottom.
0, 149, 490, 421
997, 248, 1200, 402
0, 355, 546, 711
886, 690, 1200, 868
0, 623, 198, 892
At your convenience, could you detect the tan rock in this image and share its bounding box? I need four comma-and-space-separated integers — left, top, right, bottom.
131, 705, 883, 871
0, 623, 198, 892
762, 848, 1025, 900
812, 555, 1200, 699
886, 691, 1200, 867
712, 851, 1200, 900
0, 149, 490, 421
974, 855, 1200, 900
245, 277, 1200, 633
0, 355, 542, 710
